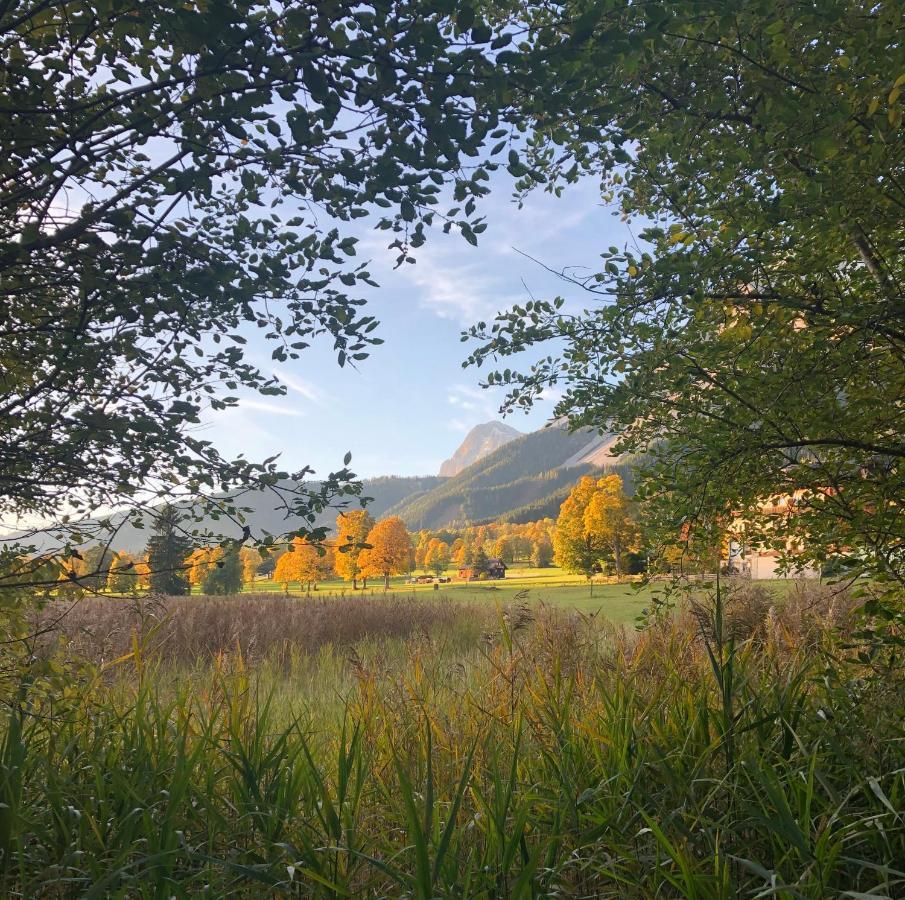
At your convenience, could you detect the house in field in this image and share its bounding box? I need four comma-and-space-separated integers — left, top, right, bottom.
457, 558, 508, 580
726, 493, 820, 580
728, 546, 820, 580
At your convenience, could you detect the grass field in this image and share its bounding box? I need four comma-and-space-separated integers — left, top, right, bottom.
235, 566, 801, 623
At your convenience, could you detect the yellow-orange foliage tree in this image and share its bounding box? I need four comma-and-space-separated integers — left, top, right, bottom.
424, 538, 450, 575
555, 474, 638, 590
358, 516, 411, 589
240, 547, 262, 587
185, 547, 215, 587
273, 539, 323, 593
106, 552, 140, 593
583, 474, 639, 576
333, 510, 375, 589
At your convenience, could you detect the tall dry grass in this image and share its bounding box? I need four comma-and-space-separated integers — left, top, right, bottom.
30, 592, 486, 667
1, 582, 902, 897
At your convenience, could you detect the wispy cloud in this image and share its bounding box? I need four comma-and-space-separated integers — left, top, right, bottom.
445, 383, 506, 431
404, 252, 523, 324
272, 370, 327, 406
358, 232, 524, 325
239, 398, 304, 417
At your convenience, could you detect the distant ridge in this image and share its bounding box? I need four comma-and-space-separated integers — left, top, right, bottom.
1, 475, 445, 554
439, 421, 522, 476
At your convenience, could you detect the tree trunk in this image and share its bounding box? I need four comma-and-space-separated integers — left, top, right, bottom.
384, 571, 390, 590
614, 539, 623, 578
352, 576, 358, 590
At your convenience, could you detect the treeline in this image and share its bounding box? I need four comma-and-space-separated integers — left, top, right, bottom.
27, 474, 652, 597
24, 508, 563, 598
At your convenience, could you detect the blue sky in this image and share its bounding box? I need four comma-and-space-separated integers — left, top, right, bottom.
202, 177, 636, 479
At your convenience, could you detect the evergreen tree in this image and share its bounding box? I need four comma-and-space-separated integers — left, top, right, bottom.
471, 547, 490, 578
145, 505, 192, 596
201, 547, 243, 596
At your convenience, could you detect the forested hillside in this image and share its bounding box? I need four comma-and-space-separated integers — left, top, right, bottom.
388, 424, 628, 528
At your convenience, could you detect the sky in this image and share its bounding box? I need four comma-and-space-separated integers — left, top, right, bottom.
202, 176, 637, 480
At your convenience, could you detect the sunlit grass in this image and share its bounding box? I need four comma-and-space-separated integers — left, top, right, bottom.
235, 567, 802, 621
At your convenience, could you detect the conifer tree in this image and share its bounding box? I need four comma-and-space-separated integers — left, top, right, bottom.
145, 505, 192, 596
471, 547, 490, 579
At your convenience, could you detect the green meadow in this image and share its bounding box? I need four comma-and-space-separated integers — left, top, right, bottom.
235, 567, 803, 621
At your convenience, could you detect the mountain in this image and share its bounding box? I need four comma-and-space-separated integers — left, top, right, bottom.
3, 426, 633, 552
439, 421, 522, 476
387, 422, 632, 530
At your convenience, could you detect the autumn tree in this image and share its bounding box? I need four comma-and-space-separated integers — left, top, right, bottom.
424, 539, 451, 576
583, 475, 639, 576
74, 545, 115, 593
134, 557, 151, 591
414, 531, 433, 570
273, 539, 323, 593
467, 0, 905, 589
531, 540, 553, 569
240, 548, 262, 587
333, 510, 376, 590
145, 505, 192, 596
452, 541, 470, 569
509, 535, 532, 565
106, 552, 140, 594
358, 517, 411, 589
185, 548, 216, 588
554, 477, 611, 592
491, 537, 513, 565
0, 0, 528, 592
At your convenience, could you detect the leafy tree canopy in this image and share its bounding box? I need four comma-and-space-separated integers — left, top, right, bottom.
359, 516, 410, 587
200, 546, 243, 595
468, 0, 905, 582
1, 0, 519, 534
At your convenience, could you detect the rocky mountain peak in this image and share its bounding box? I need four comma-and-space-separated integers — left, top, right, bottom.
439, 421, 522, 477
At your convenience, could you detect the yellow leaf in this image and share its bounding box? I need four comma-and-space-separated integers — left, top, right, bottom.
868, 97, 879, 116
627, 265, 638, 276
